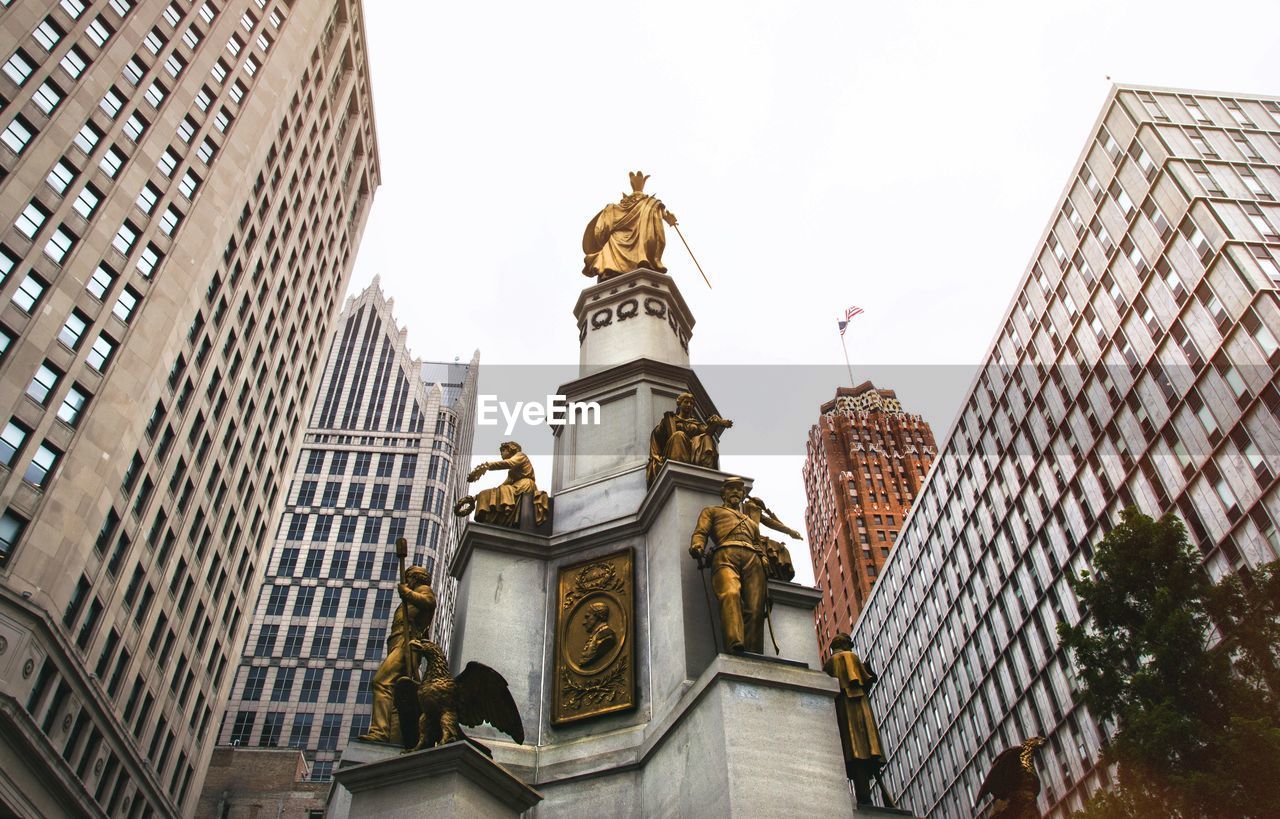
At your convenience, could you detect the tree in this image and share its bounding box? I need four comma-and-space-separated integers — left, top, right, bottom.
1057, 507, 1280, 818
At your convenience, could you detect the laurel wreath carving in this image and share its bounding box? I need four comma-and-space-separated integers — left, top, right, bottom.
562, 561, 625, 609
561, 660, 628, 710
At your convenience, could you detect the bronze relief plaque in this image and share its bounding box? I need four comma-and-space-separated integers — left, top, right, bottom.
552, 548, 636, 725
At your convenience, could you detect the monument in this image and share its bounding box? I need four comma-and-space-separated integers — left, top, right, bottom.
328, 174, 915, 817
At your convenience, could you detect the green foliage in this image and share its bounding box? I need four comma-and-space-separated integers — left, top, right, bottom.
1057, 507, 1280, 818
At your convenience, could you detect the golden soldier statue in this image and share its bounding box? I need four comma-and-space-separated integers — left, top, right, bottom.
690, 477, 800, 654
359, 564, 435, 744
583, 171, 679, 280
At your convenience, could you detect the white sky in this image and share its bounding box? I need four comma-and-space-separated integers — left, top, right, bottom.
349, 0, 1280, 586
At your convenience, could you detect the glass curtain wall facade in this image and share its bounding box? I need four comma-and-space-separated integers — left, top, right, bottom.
851, 84, 1280, 818
217, 281, 478, 782
0, 0, 378, 814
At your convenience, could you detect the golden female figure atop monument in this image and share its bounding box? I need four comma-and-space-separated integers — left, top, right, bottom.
583, 171, 679, 280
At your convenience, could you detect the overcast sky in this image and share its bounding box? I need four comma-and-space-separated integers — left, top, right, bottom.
348, 0, 1280, 586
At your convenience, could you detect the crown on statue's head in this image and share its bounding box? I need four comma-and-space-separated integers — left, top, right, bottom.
628, 171, 650, 193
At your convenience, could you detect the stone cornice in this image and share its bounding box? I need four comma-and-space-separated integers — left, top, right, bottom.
768, 579, 821, 610
449, 462, 744, 578
572, 268, 696, 334
552, 357, 722, 427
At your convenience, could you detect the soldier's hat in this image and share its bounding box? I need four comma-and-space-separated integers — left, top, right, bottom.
721, 476, 746, 492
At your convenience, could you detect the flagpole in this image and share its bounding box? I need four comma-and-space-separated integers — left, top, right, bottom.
840, 326, 855, 387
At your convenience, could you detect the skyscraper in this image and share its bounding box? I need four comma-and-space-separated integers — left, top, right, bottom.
216, 281, 478, 783
850, 85, 1280, 818
803, 382, 937, 651
0, 0, 378, 814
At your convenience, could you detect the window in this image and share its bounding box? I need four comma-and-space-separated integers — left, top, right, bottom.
57, 384, 88, 425
86, 17, 114, 47
3, 51, 35, 86
197, 137, 217, 163
226, 34, 243, 57
1, 117, 34, 155
59, 47, 88, 78
159, 206, 182, 235
241, 667, 267, 700
113, 221, 137, 255
291, 585, 314, 616
44, 226, 76, 263
87, 333, 116, 372
264, 585, 287, 615
209, 59, 227, 84
137, 243, 162, 277
336, 627, 359, 659
123, 113, 148, 141
24, 442, 61, 486
243, 56, 258, 78
33, 81, 63, 115
178, 170, 200, 198
112, 286, 140, 322
230, 712, 254, 745
194, 85, 212, 111
1244, 203, 1278, 240
12, 274, 46, 313
136, 183, 159, 214
287, 713, 312, 749
26, 363, 61, 405
46, 160, 77, 194
259, 712, 284, 747
16, 202, 49, 238
164, 53, 185, 78
353, 452, 371, 476
144, 80, 167, 108
253, 624, 277, 656
176, 116, 196, 143
0, 510, 27, 562
200, 2, 217, 24
34, 19, 65, 51
73, 185, 102, 220
1, 421, 28, 466
280, 625, 304, 657
87, 264, 115, 299
98, 147, 125, 178
58, 310, 89, 348
317, 714, 342, 750
60, 0, 86, 20
319, 587, 340, 617
213, 108, 231, 133
299, 668, 322, 702
111, 0, 134, 17
158, 149, 180, 179
74, 123, 102, 154
310, 626, 332, 657
270, 667, 295, 701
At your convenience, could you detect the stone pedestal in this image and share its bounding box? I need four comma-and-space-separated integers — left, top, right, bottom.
417, 270, 866, 815
328, 740, 541, 818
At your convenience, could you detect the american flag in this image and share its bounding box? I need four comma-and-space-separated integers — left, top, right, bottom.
838, 305, 864, 336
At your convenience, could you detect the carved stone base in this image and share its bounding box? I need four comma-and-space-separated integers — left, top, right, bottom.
327, 739, 541, 818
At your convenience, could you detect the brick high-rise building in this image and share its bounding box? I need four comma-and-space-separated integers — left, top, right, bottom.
215, 281, 478, 783
803, 382, 937, 651
851, 85, 1280, 818
0, 0, 378, 815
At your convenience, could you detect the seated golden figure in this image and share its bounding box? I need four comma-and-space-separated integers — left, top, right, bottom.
582, 171, 678, 281
456, 441, 549, 528
646, 392, 733, 485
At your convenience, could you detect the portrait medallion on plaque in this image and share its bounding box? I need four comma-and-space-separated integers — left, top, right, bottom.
552, 548, 636, 724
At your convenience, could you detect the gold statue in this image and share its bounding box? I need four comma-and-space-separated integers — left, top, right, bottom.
405, 640, 525, 751
689, 477, 772, 654
825, 634, 895, 808
975, 736, 1046, 819
646, 392, 733, 486
455, 441, 549, 529
583, 171, 678, 280
360, 542, 436, 745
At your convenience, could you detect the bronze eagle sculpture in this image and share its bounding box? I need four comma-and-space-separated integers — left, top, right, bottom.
974, 735, 1046, 818
402, 638, 525, 752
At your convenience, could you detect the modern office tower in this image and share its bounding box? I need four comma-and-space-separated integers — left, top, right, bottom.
215, 281, 478, 783
849, 84, 1280, 819
0, 0, 378, 814
802, 382, 937, 649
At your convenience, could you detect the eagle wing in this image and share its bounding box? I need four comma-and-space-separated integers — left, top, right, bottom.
976, 746, 1024, 804
455, 661, 525, 744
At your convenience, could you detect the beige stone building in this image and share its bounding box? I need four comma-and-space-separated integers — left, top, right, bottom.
0, 0, 378, 815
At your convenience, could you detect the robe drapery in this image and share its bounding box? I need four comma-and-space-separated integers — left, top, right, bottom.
582, 192, 670, 279
823, 650, 885, 764
473, 452, 549, 527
